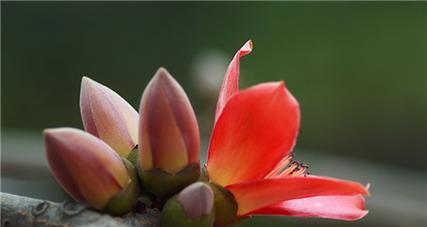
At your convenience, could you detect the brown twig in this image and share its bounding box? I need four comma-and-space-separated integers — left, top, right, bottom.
0, 192, 160, 227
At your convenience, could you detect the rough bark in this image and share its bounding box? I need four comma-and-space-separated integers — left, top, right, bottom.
0, 192, 160, 227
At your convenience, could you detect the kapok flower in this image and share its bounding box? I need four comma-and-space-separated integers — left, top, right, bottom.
138, 68, 200, 198
80, 77, 139, 158
44, 128, 139, 215
205, 41, 370, 226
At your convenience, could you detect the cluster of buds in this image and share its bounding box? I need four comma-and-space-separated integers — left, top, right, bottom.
45, 68, 203, 218
44, 41, 369, 226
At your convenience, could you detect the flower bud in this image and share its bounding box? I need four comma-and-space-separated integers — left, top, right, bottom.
161, 182, 215, 227
80, 77, 139, 158
44, 128, 139, 215
138, 68, 200, 198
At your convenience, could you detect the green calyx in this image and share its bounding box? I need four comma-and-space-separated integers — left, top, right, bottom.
209, 183, 239, 227
103, 159, 140, 216
161, 195, 214, 227
126, 146, 139, 166
138, 163, 200, 199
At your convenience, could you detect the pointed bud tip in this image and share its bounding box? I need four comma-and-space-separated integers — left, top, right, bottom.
80, 76, 96, 99
152, 67, 174, 84
44, 127, 79, 153
81, 76, 105, 93
44, 127, 77, 141
177, 182, 214, 219
143, 67, 176, 96
43, 128, 54, 136
81, 76, 95, 87
81, 76, 90, 82
44, 127, 63, 134
156, 66, 169, 74
44, 128, 59, 150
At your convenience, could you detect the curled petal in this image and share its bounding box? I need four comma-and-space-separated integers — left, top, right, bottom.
250, 195, 368, 221
44, 128, 129, 209
207, 82, 300, 186
215, 40, 252, 122
80, 77, 139, 157
226, 176, 369, 216
139, 68, 200, 174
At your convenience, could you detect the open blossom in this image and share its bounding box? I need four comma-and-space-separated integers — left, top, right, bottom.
205, 41, 369, 225
43, 40, 369, 224
44, 128, 139, 215
80, 77, 139, 157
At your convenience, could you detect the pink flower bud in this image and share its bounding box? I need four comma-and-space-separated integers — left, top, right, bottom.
44, 128, 131, 210
161, 182, 215, 227
177, 182, 214, 219
80, 77, 138, 157
139, 68, 200, 174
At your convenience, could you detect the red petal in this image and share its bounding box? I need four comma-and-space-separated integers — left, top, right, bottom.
207, 82, 300, 186
215, 40, 252, 122
226, 176, 369, 216
250, 195, 368, 221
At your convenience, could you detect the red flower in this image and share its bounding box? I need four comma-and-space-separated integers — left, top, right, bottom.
205, 41, 369, 224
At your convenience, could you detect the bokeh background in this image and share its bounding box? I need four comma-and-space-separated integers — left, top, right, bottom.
2, 2, 426, 227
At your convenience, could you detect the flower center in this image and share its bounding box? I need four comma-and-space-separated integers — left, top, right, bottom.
266, 154, 309, 178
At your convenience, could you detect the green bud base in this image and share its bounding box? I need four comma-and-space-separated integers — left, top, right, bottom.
104, 159, 140, 216
126, 146, 139, 167
138, 163, 200, 199
161, 195, 214, 227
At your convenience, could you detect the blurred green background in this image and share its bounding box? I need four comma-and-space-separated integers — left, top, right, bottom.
2, 2, 427, 227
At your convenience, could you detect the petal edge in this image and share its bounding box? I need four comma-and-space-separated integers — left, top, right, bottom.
250, 195, 368, 221
215, 40, 253, 122
226, 176, 369, 216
